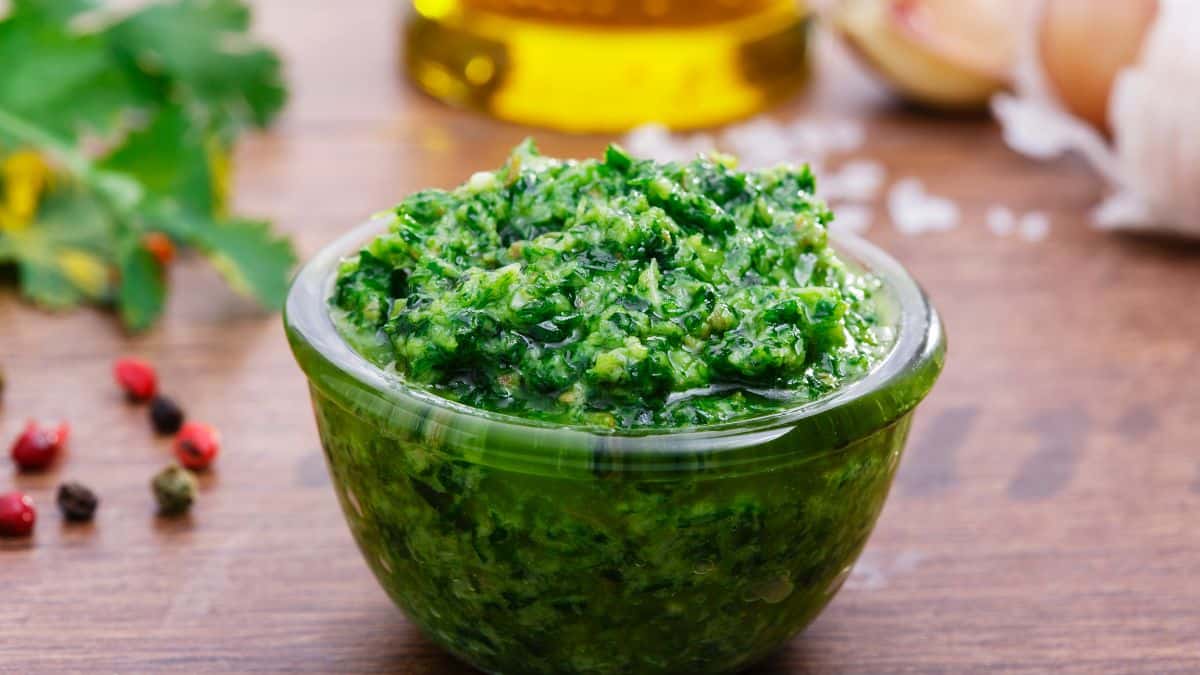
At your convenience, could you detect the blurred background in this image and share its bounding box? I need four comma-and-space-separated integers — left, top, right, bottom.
2, 1, 1198, 672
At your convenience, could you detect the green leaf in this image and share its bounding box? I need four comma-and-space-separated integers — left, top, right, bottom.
0, 0, 291, 329
18, 259, 88, 309
2, 183, 118, 309
117, 244, 166, 331
97, 104, 214, 215
109, 0, 287, 137
197, 218, 296, 310
147, 205, 295, 310
0, 3, 138, 142
8, 0, 98, 23
25, 182, 116, 253
0, 234, 15, 263
201, 218, 295, 308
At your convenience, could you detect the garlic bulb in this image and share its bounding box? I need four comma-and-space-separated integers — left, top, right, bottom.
1039, 0, 1158, 133
832, 0, 1025, 110
1102, 4, 1200, 234
993, 0, 1200, 236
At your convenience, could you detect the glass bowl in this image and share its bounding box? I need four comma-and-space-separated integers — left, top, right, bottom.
285, 216, 945, 675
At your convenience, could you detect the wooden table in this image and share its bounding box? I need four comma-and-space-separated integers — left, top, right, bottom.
3, 2, 1198, 672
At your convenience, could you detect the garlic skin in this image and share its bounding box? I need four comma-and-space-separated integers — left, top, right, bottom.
993, 0, 1200, 236
1103, 3, 1200, 235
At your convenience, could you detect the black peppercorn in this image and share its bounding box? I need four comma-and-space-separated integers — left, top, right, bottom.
150, 395, 185, 435
56, 482, 99, 522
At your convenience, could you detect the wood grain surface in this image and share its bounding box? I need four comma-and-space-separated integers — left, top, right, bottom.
2, 1, 1198, 672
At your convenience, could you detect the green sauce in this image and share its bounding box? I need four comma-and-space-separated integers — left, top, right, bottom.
332, 141, 893, 429
310, 390, 915, 674
288, 141, 945, 674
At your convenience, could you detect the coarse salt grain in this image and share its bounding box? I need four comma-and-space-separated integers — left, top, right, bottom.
723, 120, 795, 169
821, 160, 887, 202
986, 206, 1017, 236
827, 119, 868, 154
624, 116, 869, 171
782, 118, 866, 159
623, 124, 716, 163
621, 121, 1054, 243
986, 206, 1052, 242
888, 178, 960, 235
829, 204, 873, 235
1018, 211, 1051, 242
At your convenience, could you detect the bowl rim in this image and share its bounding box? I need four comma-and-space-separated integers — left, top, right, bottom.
285, 214, 943, 451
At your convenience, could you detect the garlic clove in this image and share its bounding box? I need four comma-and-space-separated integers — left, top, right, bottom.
1038, 0, 1158, 134
833, 0, 1022, 109
996, 0, 1199, 236
1107, 4, 1200, 235
890, 0, 1018, 80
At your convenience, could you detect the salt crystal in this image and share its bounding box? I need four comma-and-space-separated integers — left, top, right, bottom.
783, 118, 865, 159
991, 96, 1082, 161
626, 116, 870, 169
623, 124, 715, 163
829, 204, 872, 235
623, 123, 671, 150
985, 206, 1052, 242
887, 179, 923, 233
888, 178, 961, 235
822, 160, 886, 202
1018, 211, 1051, 242
712, 116, 869, 169
784, 120, 828, 159
922, 201, 960, 232
723, 119, 793, 168
986, 206, 1017, 236
827, 119, 867, 153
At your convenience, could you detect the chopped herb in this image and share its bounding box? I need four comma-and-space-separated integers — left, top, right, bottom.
333, 141, 892, 429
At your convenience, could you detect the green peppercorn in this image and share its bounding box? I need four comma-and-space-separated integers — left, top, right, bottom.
152, 463, 197, 516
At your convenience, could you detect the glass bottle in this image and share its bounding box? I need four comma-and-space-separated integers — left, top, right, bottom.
404, 0, 813, 132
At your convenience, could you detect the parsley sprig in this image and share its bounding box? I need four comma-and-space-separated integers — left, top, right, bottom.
0, 0, 294, 330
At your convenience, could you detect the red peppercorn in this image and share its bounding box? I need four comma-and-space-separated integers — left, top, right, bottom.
174, 422, 220, 470
10, 420, 69, 471
114, 357, 158, 401
0, 492, 36, 537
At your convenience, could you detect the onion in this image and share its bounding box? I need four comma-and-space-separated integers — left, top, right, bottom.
1038, 0, 1159, 133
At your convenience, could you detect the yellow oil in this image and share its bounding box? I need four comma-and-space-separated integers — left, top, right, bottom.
405, 0, 812, 132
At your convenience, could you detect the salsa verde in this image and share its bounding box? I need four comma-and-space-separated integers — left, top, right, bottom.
332, 141, 892, 429
288, 141, 946, 675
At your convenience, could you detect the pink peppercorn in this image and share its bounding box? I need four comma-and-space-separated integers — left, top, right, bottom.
0, 492, 36, 537
10, 420, 70, 471
174, 422, 220, 471
114, 357, 158, 402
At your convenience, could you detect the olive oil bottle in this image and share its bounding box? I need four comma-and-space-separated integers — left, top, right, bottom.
405, 0, 812, 132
